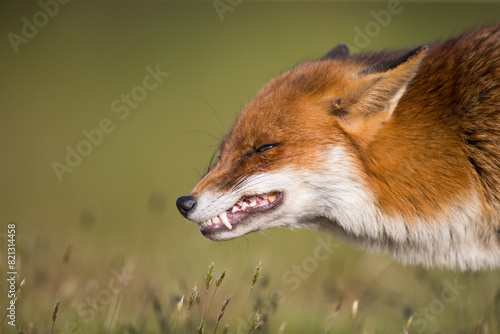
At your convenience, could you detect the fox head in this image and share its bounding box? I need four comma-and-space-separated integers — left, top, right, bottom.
177, 44, 427, 241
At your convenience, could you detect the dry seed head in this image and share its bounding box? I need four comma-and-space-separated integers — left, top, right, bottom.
331, 297, 343, 318
217, 295, 232, 323
187, 283, 200, 312
197, 320, 205, 334
351, 300, 359, 319
252, 261, 263, 288
52, 301, 60, 323
177, 295, 184, 315
14, 278, 26, 302
51, 300, 60, 334
205, 262, 215, 292
404, 316, 413, 334
249, 311, 263, 333
216, 270, 226, 287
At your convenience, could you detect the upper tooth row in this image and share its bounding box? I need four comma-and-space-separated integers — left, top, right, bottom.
202, 194, 278, 229
234, 196, 258, 212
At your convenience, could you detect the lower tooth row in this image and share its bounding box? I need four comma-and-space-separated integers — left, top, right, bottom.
203, 212, 232, 230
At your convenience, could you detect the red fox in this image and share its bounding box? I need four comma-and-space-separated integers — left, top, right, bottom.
177, 25, 500, 270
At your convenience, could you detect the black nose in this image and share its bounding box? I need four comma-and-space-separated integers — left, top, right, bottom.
176, 195, 196, 218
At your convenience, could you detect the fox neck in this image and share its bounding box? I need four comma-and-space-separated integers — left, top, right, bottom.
318, 147, 499, 270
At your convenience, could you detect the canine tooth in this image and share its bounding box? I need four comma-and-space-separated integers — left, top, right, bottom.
219, 211, 232, 230
267, 194, 277, 203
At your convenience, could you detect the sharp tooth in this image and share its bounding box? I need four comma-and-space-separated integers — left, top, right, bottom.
232, 205, 239, 213
241, 202, 248, 210
213, 216, 221, 224
267, 194, 277, 203
219, 211, 232, 230
237, 200, 244, 207
249, 198, 257, 207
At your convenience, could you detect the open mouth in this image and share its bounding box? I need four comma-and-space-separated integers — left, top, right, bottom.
200, 192, 283, 235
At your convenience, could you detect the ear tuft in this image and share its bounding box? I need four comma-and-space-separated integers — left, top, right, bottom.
323, 44, 351, 60
330, 46, 428, 146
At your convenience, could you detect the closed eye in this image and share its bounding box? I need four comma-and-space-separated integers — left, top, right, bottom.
256, 144, 279, 153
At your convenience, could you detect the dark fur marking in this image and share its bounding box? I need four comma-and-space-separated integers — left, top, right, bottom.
361, 46, 427, 75
323, 44, 351, 60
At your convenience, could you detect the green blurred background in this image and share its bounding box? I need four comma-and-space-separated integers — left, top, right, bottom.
1, 1, 499, 333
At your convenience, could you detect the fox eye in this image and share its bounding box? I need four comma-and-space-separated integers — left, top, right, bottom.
256, 144, 278, 153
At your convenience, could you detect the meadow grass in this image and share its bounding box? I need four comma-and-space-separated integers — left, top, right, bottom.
2, 250, 500, 334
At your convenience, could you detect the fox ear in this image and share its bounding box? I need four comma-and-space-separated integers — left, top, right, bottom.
333, 46, 428, 145
323, 44, 351, 60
